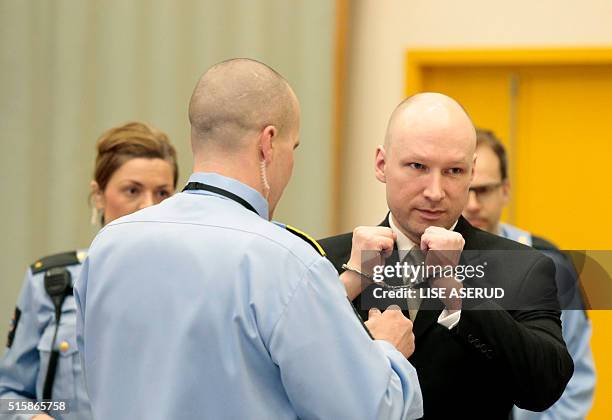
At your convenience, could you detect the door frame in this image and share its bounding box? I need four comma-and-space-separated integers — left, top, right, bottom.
405, 47, 612, 95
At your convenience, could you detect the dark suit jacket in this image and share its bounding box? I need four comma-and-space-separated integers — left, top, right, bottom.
319, 215, 573, 419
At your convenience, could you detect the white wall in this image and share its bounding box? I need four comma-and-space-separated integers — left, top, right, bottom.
339, 0, 612, 232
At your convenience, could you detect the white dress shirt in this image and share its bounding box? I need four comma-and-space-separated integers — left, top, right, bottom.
388, 214, 461, 329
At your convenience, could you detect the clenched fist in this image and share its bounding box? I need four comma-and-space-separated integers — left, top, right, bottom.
341, 226, 396, 300
420, 226, 464, 264
348, 226, 396, 274
421, 226, 464, 312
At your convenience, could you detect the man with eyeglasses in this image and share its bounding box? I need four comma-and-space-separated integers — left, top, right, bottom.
463, 128, 595, 419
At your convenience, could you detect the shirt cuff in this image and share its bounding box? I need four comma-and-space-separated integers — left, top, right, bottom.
437, 309, 461, 329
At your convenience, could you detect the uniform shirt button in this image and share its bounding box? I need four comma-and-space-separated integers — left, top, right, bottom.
59, 341, 70, 352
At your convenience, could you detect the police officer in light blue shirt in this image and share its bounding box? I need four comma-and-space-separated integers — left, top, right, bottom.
0, 121, 179, 420
0, 252, 90, 420
499, 224, 595, 420
75, 59, 423, 420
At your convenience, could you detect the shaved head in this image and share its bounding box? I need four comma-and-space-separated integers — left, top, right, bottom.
375, 92, 477, 243
385, 92, 476, 153
189, 58, 298, 152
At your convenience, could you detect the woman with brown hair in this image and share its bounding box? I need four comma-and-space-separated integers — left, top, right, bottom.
0, 122, 179, 420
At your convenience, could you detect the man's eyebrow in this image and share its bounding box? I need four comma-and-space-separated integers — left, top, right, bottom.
398, 156, 468, 165
448, 160, 469, 165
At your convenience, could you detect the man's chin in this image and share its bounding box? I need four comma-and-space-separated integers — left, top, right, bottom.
396, 212, 458, 241
417, 212, 457, 228
408, 216, 454, 238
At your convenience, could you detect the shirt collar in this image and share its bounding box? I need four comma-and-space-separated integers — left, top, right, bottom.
185, 172, 269, 220
388, 214, 417, 252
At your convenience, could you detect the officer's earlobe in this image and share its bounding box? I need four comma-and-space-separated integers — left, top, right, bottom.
259, 125, 276, 165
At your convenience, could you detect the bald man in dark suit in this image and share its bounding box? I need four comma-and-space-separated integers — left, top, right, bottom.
319, 93, 573, 419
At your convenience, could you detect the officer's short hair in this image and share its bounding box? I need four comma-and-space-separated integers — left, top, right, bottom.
188, 58, 297, 150
476, 128, 508, 181
93, 121, 179, 191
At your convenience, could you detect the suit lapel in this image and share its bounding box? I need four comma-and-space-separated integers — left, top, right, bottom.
413, 295, 444, 341
378, 214, 391, 228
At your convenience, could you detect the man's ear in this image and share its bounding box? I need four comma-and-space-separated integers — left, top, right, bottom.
501, 179, 511, 205
375, 145, 386, 183
259, 125, 277, 164
90, 180, 104, 209
470, 153, 477, 183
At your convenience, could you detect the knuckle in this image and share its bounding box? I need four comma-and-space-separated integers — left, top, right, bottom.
354, 226, 367, 237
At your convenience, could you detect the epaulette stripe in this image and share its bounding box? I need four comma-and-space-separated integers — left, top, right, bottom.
30, 251, 81, 274
286, 225, 326, 257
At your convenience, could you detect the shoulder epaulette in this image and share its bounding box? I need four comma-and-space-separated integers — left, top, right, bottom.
285, 225, 326, 257
30, 250, 86, 274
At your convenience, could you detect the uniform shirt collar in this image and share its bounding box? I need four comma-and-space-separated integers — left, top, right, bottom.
185, 172, 270, 220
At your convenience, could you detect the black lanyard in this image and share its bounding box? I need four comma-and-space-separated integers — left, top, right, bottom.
184, 181, 373, 340
182, 182, 258, 215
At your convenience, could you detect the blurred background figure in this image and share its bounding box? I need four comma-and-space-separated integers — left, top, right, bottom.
0, 122, 179, 420
463, 128, 595, 420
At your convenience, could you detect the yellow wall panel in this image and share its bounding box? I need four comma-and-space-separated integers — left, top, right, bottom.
515, 65, 612, 249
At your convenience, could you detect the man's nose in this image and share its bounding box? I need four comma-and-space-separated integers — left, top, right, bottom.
423, 173, 444, 201
465, 190, 480, 212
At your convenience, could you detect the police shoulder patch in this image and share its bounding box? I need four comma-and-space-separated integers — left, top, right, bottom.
285, 225, 326, 257
30, 250, 84, 274
6, 307, 21, 348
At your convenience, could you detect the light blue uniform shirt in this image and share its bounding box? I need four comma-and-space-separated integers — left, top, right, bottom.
0, 258, 92, 420
75, 172, 423, 420
500, 223, 595, 420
